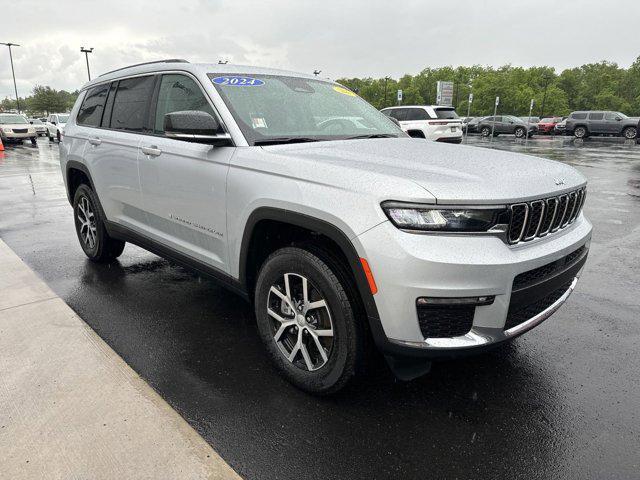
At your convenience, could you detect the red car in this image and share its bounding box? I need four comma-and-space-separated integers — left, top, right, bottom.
537, 117, 563, 134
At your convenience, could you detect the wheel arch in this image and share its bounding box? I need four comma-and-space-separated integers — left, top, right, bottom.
65, 161, 95, 204
239, 207, 380, 322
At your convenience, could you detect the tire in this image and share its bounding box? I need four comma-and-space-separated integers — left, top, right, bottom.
514, 127, 526, 138
73, 184, 125, 262
48, 134, 53, 142
574, 126, 588, 139
254, 246, 365, 395
56, 130, 61, 142
30, 137, 37, 146
623, 127, 637, 140
481, 126, 491, 137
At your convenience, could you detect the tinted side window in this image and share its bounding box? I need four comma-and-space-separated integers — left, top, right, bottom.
386, 109, 406, 121
588, 112, 604, 120
604, 112, 619, 121
434, 108, 459, 119
571, 112, 587, 120
404, 109, 429, 121
154, 74, 215, 133
77, 84, 110, 127
109, 75, 156, 131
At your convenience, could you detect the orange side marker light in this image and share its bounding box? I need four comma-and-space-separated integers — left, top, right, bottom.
359, 258, 378, 295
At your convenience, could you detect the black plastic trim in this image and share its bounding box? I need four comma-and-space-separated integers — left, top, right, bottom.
64, 160, 95, 203
239, 208, 381, 323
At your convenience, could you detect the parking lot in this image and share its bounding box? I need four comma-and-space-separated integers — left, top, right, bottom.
0, 135, 639, 479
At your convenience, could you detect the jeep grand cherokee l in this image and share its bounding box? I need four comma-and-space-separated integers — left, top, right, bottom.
566, 111, 638, 139
60, 60, 592, 394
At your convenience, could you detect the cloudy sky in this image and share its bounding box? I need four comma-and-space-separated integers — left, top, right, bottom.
2, 0, 639, 98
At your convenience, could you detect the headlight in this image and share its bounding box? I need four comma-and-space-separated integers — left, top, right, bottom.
382, 202, 509, 232
2, 128, 10, 133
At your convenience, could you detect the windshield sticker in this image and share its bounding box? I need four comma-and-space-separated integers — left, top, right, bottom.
251, 116, 268, 129
212, 76, 265, 86
333, 86, 357, 97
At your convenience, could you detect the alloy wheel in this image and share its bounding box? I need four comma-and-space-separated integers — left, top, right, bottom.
77, 195, 97, 249
625, 127, 637, 139
267, 272, 334, 371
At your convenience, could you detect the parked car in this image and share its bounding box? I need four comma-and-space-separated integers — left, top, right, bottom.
537, 117, 563, 135
465, 116, 486, 134
381, 105, 462, 143
60, 60, 591, 394
554, 117, 568, 135
478, 115, 537, 138
28, 118, 48, 136
520, 116, 541, 124
45, 113, 70, 142
0, 113, 37, 145
565, 111, 638, 139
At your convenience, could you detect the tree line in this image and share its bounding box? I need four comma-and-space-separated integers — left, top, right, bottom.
337, 57, 640, 118
0, 86, 78, 116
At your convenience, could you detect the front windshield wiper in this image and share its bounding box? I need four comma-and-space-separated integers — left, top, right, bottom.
254, 137, 321, 146
344, 133, 399, 140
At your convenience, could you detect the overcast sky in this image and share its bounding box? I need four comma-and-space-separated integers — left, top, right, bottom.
2, 0, 639, 98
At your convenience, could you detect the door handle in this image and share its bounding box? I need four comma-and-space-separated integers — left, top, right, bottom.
141, 145, 162, 157
88, 137, 101, 146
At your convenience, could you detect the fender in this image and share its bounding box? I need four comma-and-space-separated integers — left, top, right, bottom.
65, 160, 95, 204
239, 207, 380, 323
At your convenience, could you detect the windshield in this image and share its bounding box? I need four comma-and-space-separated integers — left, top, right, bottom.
58, 115, 70, 123
209, 74, 402, 145
434, 108, 459, 119
540, 118, 554, 122
0, 114, 28, 125
29, 119, 43, 124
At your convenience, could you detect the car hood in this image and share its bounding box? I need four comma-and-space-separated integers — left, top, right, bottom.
264, 138, 586, 204
0, 123, 33, 129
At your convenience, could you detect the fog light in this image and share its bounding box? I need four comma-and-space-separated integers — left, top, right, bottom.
416, 296, 495, 306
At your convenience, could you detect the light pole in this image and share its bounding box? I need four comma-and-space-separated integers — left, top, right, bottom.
1, 42, 21, 113
383, 76, 390, 107
80, 47, 93, 80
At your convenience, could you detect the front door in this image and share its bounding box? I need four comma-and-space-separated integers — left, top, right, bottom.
138, 73, 233, 273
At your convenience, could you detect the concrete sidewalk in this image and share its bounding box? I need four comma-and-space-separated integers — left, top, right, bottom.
0, 239, 241, 479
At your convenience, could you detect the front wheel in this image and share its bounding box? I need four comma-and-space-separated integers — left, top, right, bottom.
514, 127, 526, 138
254, 247, 365, 394
623, 127, 637, 140
73, 184, 125, 262
480, 126, 491, 137
574, 126, 588, 139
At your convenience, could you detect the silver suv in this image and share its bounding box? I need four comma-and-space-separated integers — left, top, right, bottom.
60, 60, 592, 394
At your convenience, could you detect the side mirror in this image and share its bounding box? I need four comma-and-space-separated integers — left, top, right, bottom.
616, 117, 622, 121
29, 121, 34, 124
164, 110, 231, 146
51, 121, 57, 125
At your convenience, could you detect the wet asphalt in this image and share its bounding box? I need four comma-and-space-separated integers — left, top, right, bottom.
0, 135, 639, 479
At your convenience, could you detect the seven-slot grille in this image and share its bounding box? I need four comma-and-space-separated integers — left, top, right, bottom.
508, 187, 586, 244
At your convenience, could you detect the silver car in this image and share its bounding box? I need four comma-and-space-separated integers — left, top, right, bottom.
60, 60, 592, 394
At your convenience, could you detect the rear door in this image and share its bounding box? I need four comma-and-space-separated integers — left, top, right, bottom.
137, 72, 234, 272
84, 75, 155, 231
588, 112, 606, 134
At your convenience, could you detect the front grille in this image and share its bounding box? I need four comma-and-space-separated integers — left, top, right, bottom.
512, 245, 586, 290
504, 281, 572, 330
417, 304, 474, 338
12, 128, 28, 133
508, 187, 586, 244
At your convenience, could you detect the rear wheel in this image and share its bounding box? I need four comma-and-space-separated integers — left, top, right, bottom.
56, 130, 61, 142
73, 184, 125, 262
623, 126, 637, 140
254, 247, 365, 394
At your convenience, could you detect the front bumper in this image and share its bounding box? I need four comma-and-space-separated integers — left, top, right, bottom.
1, 131, 35, 139
358, 214, 592, 358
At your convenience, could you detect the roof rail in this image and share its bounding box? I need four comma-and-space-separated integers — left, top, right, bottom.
98, 59, 189, 78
